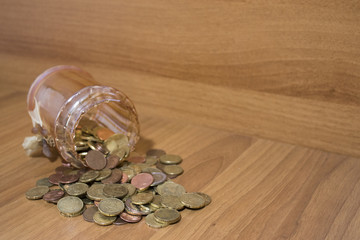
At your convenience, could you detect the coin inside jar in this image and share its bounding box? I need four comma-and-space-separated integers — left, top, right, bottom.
150, 172, 167, 186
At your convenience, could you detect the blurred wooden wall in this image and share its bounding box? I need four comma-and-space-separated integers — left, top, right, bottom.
0, 0, 359, 156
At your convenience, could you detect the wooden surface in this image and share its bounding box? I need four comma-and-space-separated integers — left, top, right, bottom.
1, 1, 360, 239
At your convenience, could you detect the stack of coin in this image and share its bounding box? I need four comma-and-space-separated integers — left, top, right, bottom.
26, 123, 211, 229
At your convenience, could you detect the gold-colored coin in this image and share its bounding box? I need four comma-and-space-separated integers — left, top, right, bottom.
87, 184, 107, 201
153, 208, 181, 224
57, 196, 84, 216
195, 192, 212, 206
120, 166, 136, 180
131, 192, 154, 205
60, 206, 85, 217
145, 213, 169, 228
103, 184, 128, 198
95, 169, 112, 181
36, 178, 54, 187
156, 181, 186, 197
150, 195, 162, 209
25, 186, 49, 200
66, 183, 89, 197
104, 133, 129, 154
180, 193, 206, 209
93, 211, 117, 226
145, 156, 159, 166
122, 183, 136, 198
161, 195, 184, 210
159, 154, 182, 165
79, 170, 100, 183
162, 165, 184, 177
112, 148, 127, 162
98, 198, 125, 216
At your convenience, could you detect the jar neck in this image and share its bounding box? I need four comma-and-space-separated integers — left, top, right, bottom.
55, 86, 140, 168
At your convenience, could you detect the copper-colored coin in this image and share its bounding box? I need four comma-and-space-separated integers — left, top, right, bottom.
95, 143, 109, 155
85, 150, 107, 170
83, 206, 98, 222
127, 156, 146, 164
113, 217, 128, 225
59, 174, 79, 184
96, 127, 115, 141
48, 173, 63, 185
105, 155, 120, 169
43, 189, 65, 203
121, 173, 129, 183
101, 168, 123, 184
120, 212, 142, 223
146, 149, 166, 157
131, 173, 154, 190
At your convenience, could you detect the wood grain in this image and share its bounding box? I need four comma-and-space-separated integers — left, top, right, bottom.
1, 1, 360, 239
0, 0, 359, 157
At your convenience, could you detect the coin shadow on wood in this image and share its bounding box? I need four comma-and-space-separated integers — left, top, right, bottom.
134, 136, 154, 155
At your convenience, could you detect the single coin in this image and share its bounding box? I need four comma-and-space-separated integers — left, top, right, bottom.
59, 174, 79, 184
128, 164, 142, 175
122, 183, 136, 198
153, 208, 181, 224
131, 192, 154, 205
82, 206, 98, 222
145, 156, 159, 165
150, 195, 162, 209
93, 211, 117, 226
57, 196, 84, 215
25, 186, 49, 200
146, 149, 166, 158
138, 204, 152, 215
101, 168, 123, 184
104, 133, 129, 153
150, 172, 167, 186
43, 189, 65, 203
113, 217, 128, 226
60, 206, 85, 217
120, 212, 142, 223
161, 195, 184, 210
145, 213, 169, 228
80, 170, 100, 183
36, 177, 54, 187
66, 183, 89, 197
48, 173, 63, 185
159, 154, 182, 165
163, 165, 184, 178
87, 184, 107, 201
103, 184, 128, 198
96, 127, 115, 141
180, 193, 206, 209
85, 150, 107, 170
95, 169, 112, 181
156, 181, 186, 197
142, 167, 163, 174
112, 148, 127, 162
131, 173, 154, 190
121, 173, 129, 183
127, 156, 146, 164
106, 155, 120, 169
98, 198, 125, 216
195, 192, 212, 206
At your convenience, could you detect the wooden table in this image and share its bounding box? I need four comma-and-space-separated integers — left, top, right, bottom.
1, 1, 359, 239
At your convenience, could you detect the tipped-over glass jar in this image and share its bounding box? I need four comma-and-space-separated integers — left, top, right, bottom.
27, 66, 140, 168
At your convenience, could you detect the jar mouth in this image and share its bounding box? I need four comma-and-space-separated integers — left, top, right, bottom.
55, 86, 140, 168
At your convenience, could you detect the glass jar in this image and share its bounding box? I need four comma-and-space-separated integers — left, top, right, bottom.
27, 65, 140, 168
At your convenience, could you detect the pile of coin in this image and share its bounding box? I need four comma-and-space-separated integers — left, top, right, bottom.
26, 120, 211, 228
